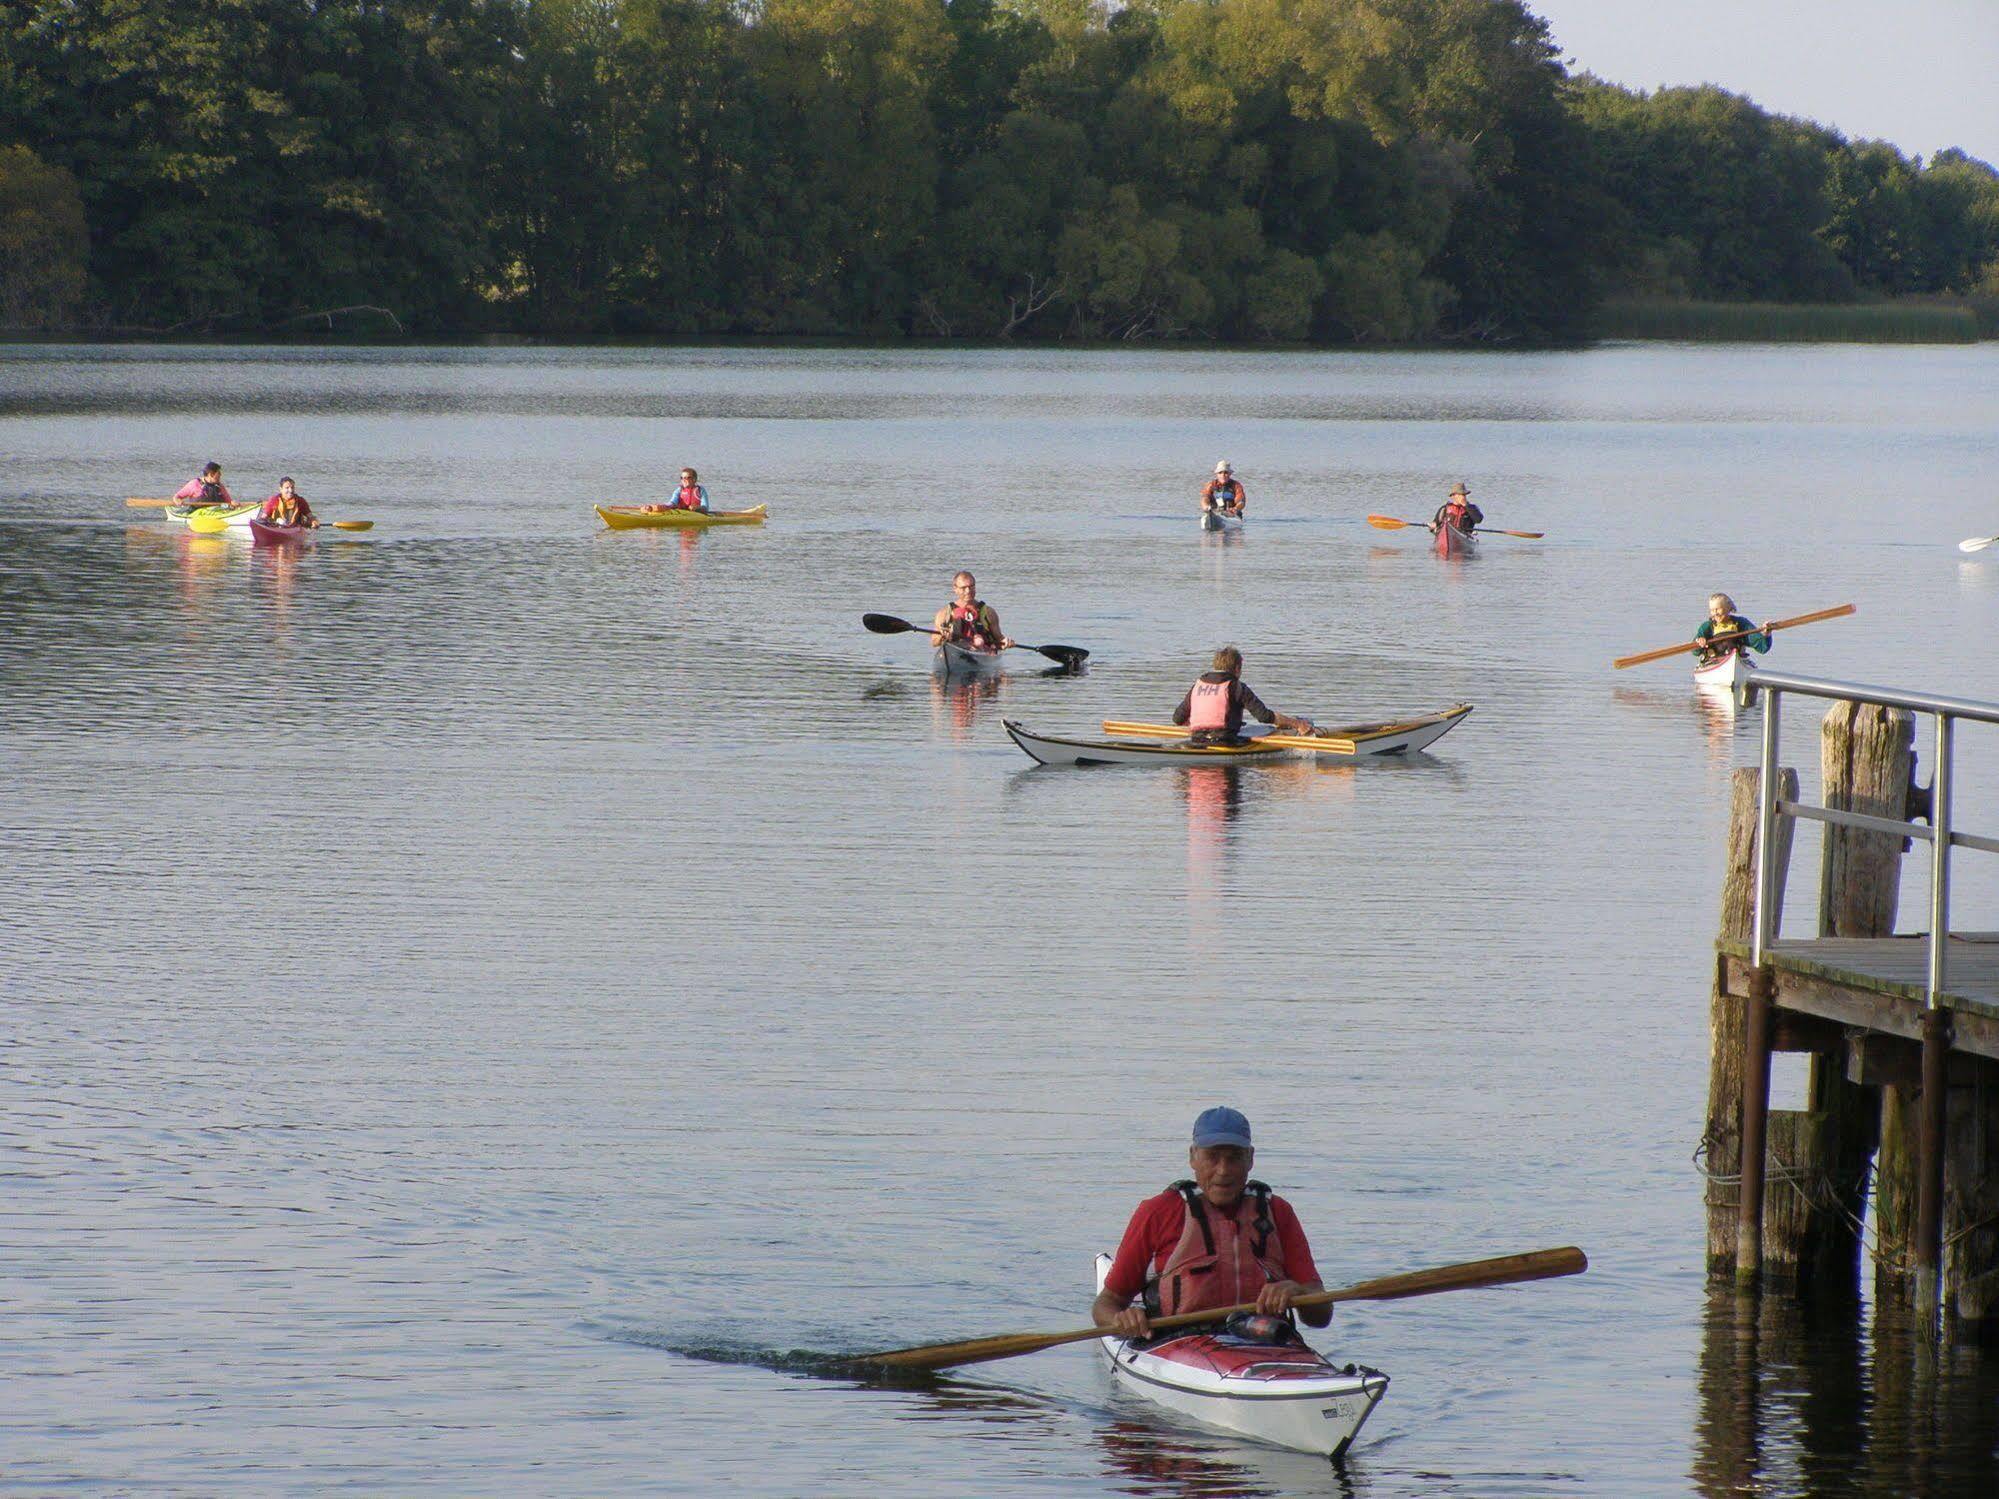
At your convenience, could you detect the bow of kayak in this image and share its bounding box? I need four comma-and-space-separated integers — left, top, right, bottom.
595, 503, 768, 530
1092, 1254, 1388, 1461
1433, 521, 1477, 559
935, 640, 1005, 677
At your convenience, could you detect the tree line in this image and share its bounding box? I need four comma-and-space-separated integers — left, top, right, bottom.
2, 0, 1995, 342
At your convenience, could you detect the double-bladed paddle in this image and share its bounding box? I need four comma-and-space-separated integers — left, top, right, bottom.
1366, 514, 1544, 540
861, 613, 1088, 668
1612, 603, 1856, 670
857, 1245, 1587, 1372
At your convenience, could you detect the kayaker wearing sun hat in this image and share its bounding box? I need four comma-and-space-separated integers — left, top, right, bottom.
1172, 646, 1313, 745
1430, 482, 1482, 536
1092, 1107, 1330, 1341
930, 571, 1012, 652
1200, 461, 1246, 519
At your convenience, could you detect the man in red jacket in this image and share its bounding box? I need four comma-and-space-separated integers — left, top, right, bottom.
1092, 1108, 1330, 1339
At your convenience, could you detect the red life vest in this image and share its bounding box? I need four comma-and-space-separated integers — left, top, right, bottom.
948, 602, 999, 650
1149, 1181, 1286, 1318
1187, 676, 1233, 732
674, 483, 705, 509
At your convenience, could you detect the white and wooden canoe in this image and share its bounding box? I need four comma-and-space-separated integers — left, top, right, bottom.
1004, 704, 1472, 766
935, 640, 1006, 677
1093, 1255, 1388, 1461
1693, 649, 1755, 690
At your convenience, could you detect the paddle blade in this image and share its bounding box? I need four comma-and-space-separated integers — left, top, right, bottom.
1959, 535, 1997, 553
1365, 514, 1414, 531
862, 613, 919, 635
1487, 528, 1544, 539
126, 497, 174, 507
1033, 644, 1089, 668
328, 520, 373, 531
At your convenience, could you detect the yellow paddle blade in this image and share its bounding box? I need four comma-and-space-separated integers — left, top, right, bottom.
328, 520, 372, 531
185, 511, 232, 534
1366, 514, 1417, 530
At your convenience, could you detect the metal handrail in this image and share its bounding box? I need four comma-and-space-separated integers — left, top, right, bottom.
1740, 670, 1992, 1008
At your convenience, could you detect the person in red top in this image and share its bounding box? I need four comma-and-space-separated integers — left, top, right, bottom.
1093, 1107, 1330, 1339
258, 476, 318, 528
1430, 481, 1483, 537
1200, 460, 1245, 520
1171, 646, 1313, 744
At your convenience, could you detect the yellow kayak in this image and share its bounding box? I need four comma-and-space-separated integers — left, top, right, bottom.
595, 504, 767, 531
185, 503, 261, 534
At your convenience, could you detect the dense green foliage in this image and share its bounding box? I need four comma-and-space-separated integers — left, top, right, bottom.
1, 1, 1995, 340
0, 143, 86, 326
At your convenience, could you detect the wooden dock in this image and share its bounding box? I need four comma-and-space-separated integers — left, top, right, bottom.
1717, 936, 1999, 1057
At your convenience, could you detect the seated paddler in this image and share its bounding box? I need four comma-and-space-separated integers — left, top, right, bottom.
641, 467, 710, 514
931, 571, 1012, 654
258, 476, 318, 528
174, 462, 234, 510
1172, 646, 1313, 745
1429, 481, 1482, 536
1694, 593, 1773, 665
1093, 1107, 1330, 1342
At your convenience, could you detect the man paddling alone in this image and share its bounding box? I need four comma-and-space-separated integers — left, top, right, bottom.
931, 571, 1012, 653
1172, 646, 1313, 745
1093, 1108, 1331, 1339
1429, 482, 1482, 538
1200, 461, 1246, 521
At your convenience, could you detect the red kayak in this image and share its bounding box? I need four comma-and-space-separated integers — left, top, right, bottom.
249, 518, 312, 546
1433, 519, 1478, 559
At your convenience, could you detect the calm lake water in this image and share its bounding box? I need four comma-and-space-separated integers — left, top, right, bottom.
5, 341, 1999, 1496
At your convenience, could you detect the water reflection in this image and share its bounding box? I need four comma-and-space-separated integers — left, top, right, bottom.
1611, 684, 1749, 774
1093, 1419, 1333, 1498
929, 671, 1006, 740
1692, 1287, 1999, 1497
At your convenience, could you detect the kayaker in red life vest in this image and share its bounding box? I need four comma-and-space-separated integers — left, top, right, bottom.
173, 462, 234, 509
641, 467, 709, 514
1093, 1107, 1330, 1340
930, 571, 1013, 652
1429, 482, 1483, 537
1172, 646, 1313, 745
258, 477, 318, 529
1200, 461, 1245, 520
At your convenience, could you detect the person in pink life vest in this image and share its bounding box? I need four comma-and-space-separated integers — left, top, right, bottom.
173, 462, 234, 509
929, 571, 1013, 653
1171, 646, 1313, 745
641, 467, 710, 514
1092, 1107, 1330, 1340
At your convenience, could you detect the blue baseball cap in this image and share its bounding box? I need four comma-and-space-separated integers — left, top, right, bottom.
1192, 1106, 1252, 1149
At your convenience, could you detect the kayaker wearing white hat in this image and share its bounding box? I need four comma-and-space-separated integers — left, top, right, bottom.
1172, 646, 1313, 745
930, 571, 1012, 653
1092, 1107, 1330, 1341
1200, 461, 1246, 520
1429, 482, 1482, 536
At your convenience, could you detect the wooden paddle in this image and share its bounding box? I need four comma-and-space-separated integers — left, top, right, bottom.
1612, 603, 1856, 670
1100, 720, 1357, 754
127, 496, 180, 507
1959, 533, 1999, 554
861, 613, 1088, 668
858, 1245, 1587, 1372
1365, 514, 1544, 540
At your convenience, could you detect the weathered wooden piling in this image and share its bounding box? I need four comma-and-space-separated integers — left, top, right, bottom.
1705, 764, 1796, 1279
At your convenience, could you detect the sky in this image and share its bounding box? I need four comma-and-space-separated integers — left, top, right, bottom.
1530, 0, 1999, 165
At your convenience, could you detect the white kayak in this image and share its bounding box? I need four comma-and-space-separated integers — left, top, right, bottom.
1693, 649, 1755, 690
1201, 509, 1243, 532
934, 640, 1006, 677
1092, 1255, 1388, 1461
1005, 704, 1472, 767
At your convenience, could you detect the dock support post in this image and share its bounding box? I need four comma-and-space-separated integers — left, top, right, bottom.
1737, 965, 1775, 1284
1707, 765, 1797, 1279
1917, 1007, 1949, 1325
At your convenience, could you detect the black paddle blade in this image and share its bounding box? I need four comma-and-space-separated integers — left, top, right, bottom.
1034, 644, 1089, 668
862, 613, 918, 635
